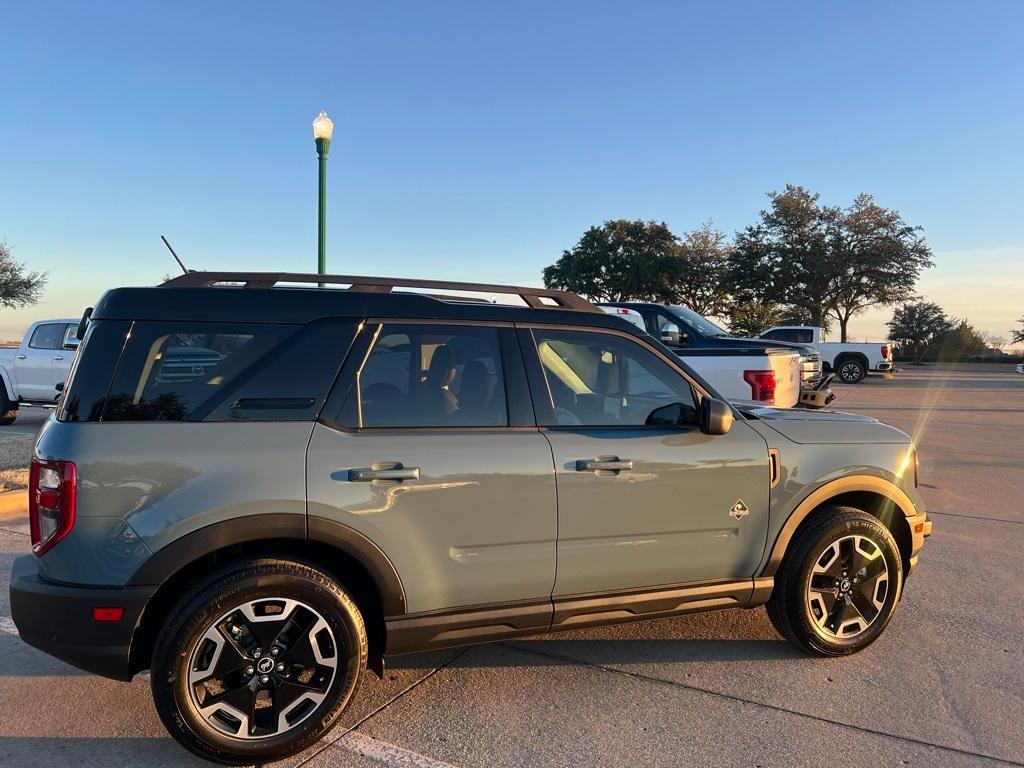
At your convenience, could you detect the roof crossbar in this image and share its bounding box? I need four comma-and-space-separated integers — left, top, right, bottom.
160, 271, 599, 313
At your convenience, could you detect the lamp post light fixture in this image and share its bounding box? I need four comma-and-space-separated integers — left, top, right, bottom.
312, 111, 334, 284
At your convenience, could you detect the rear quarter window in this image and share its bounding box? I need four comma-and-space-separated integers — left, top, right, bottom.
64, 319, 356, 423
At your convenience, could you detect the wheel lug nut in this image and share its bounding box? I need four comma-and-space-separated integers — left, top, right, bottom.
276, 663, 285, 672
271, 647, 280, 656
245, 666, 255, 676
252, 648, 262, 658
260, 675, 270, 684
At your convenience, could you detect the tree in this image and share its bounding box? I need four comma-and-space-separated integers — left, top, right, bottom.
725, 298, 788, 337
1012, 318, 1024, 345
669, 223, 731, 316
0, 242, 46, 309
935, 320, 988, 361
543, 220, 681, 302
727, 185, 835, 331
827, 194, 933, 341
886, 301, 952, 364
727, 185, 932, 342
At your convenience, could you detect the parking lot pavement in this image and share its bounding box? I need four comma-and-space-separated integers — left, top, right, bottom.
1, 366, 1022, 767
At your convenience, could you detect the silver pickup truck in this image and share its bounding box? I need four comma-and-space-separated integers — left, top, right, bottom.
0, 318, 80, 424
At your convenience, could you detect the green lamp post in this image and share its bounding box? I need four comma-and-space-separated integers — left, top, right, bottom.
312, 111, 334, 284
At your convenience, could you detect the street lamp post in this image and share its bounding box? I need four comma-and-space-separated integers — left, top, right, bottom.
312, 111, 334, 284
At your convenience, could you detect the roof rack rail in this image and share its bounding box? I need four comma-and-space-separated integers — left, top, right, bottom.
160, 271, 599, 313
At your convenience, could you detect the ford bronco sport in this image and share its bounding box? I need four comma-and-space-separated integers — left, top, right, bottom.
9, 272, 931, 764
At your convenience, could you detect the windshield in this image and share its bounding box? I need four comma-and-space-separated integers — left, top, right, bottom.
667, 305, 731, 337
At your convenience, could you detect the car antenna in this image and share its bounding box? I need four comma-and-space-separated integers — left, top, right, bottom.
160, 235, 190, 274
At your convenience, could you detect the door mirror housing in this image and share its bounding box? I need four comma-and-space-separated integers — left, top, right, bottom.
700, 398, 734, 435
660, 322, 687, 347
645, 401, 699, 427
63, 338, 80, 351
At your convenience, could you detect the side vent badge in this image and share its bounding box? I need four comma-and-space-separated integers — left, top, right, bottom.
729, 499, 750, 520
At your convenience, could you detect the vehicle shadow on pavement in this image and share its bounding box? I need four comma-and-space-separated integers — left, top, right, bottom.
0, 737, 210, 767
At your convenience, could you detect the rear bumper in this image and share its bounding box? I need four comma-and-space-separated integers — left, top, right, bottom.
877, 362, 894, 371
8, 555, 154, 681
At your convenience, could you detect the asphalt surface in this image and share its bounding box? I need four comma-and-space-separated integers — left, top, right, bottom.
1, 367, 1022, 767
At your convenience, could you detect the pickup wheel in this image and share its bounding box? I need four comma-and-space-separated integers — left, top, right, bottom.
151, 558, 367, 765
835, 356, 867, 384
0, 390, 17, 425
766, 507, 903, 656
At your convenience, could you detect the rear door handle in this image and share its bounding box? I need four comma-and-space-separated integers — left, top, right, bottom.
16, 354, 26, 359
575, 458, 633, 472
348, 466, 421, 482
53, 356, 64, 361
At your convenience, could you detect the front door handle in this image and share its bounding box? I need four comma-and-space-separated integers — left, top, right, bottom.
575, 458, 633, 472
348, 466, 421, 482
16, 354, 26, 359
53, 355, 64, 361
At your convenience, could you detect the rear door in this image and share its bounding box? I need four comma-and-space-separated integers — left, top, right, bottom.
307, 321, 557, 620
520, 325, 770, 597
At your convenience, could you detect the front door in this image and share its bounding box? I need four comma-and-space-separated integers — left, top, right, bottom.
307, 322, 557, 616
521, 326, 770, 597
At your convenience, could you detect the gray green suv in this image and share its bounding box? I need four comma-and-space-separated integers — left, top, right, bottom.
9, 272, 932, 764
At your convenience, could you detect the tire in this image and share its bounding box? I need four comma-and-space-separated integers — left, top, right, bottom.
836, 357, 867, 384
0, 389, 17, 426
766, 507, 903, 656
151, 558, 367, 765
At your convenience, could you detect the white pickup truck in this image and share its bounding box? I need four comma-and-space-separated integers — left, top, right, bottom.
601, 305, 803, 408
757, 325, 892, 384
0, 318, 80, 424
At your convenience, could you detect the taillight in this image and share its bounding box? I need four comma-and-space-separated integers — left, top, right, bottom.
29, 458, 77, 557
743, 369, 776, 403
881, 345, 890, 359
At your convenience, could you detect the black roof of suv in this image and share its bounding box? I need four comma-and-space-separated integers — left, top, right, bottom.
91, 272, 637, 331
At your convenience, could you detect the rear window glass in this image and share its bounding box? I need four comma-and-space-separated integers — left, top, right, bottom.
97, 320, 355, 422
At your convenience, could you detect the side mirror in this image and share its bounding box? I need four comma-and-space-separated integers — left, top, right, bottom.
55, 382, 65, 393
700, 397, 734, 435
63, 338, 80, 351
645, 401, 699, 427
661, 322, 684, 347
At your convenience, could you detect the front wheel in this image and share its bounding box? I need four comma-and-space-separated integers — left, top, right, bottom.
152, 558, 367, 765
0, 389, 17, 425
767, 508, 903, 656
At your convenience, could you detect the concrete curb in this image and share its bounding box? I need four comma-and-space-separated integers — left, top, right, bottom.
0, 489, 28, 524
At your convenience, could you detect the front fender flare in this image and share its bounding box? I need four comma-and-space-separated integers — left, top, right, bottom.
760, 474, 917, 578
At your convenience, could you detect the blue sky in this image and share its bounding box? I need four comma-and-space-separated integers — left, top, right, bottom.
2, 1, 1022, 342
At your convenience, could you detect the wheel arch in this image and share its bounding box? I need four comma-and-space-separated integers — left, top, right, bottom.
834, 351, 870, 370
0, 366, 17, 402
762, 476, 915, 578
126, 514, 405, 678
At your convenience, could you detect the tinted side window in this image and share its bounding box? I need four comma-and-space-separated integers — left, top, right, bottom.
355, 324, 507, 428
58, 320, 132, 422
532, 329, 696, 427
98, 321, 351, 422
29, 323, 64, 350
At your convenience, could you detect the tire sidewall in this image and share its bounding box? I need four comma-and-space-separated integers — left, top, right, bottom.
838, 359, 866, 384
152, 563, 365, 765
794, 516, 902, 655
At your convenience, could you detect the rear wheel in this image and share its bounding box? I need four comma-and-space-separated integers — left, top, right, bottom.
836, 357, 867, 384
152, 558, 366, 765
0, 389, 17, 425
767, 507, 902, 656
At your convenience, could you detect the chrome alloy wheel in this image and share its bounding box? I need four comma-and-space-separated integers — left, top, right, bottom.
187, 598, 339, 740
806, 535, 890, 640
